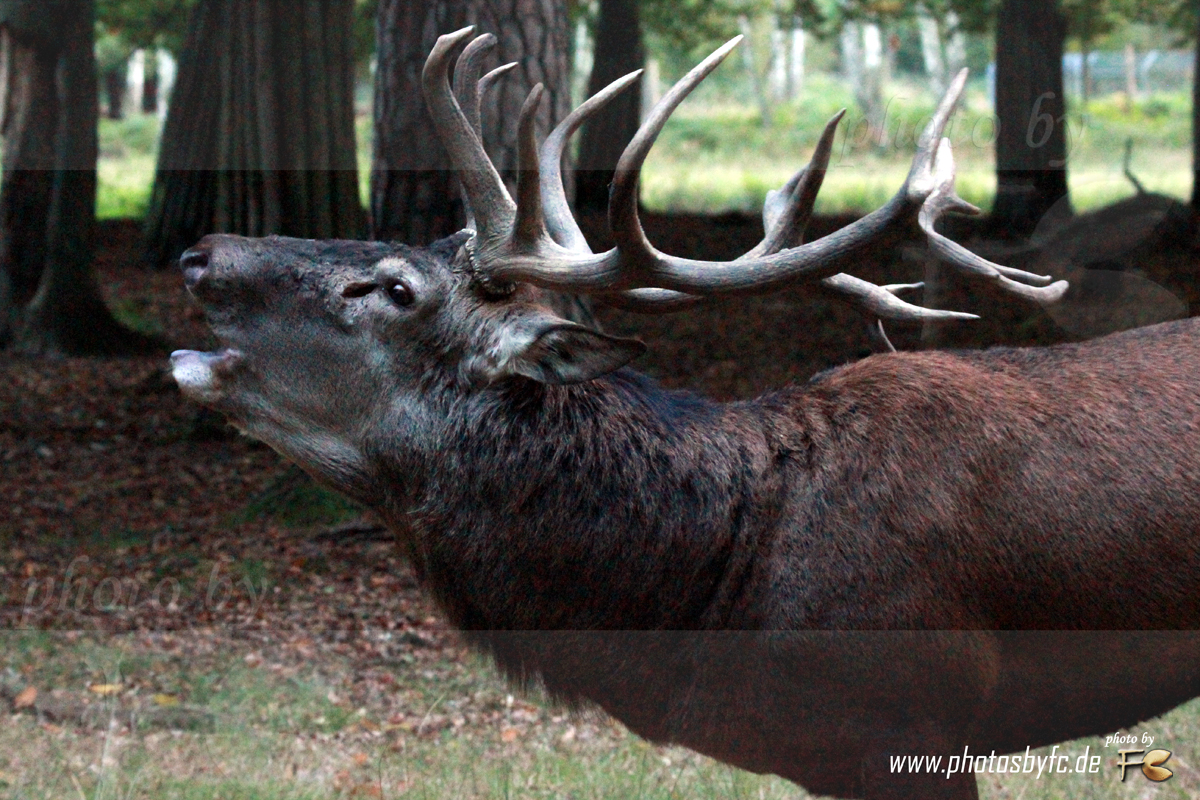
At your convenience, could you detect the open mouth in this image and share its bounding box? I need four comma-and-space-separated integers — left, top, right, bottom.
170, 348, 243, 398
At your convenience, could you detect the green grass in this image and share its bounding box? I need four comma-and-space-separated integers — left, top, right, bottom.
97, 116, 159, 220
94, 81, 1193, 222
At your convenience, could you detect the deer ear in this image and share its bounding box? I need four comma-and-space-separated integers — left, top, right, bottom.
506, 323, 646, 384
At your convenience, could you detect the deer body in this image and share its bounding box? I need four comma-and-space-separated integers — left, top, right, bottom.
400, 319, 1200, 799
170, 30, 1200, 799
395, 316, 1200, 634
376, 288, 1200, 795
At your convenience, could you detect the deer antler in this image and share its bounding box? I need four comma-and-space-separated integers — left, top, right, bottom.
424, 30, 1067, 323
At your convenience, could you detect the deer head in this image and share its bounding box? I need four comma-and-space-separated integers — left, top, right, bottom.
171, 28, 1064, 504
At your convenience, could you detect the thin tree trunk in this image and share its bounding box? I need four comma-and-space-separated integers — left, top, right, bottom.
787, 16, 804, 99
104, 68, 125, 119
944, 11, 965, 74
575, 0, 643, 214
842, 21, 886, 147
1123, 42, 1137, 105
146, 0, 366, 270
916, 9, 945, 97
768, 5, 786, 101
371, 0, 572, 244
992, 0, 1070, 238
18, 0, 154, 355
738, 15, 772, 130
1080, 44, 1091, 108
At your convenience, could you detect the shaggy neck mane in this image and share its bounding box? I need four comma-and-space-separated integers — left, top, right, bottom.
396, 369, 784, 635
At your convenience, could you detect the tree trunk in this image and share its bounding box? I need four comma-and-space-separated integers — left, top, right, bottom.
14, 0, 155, 355
370, 0, 572, 244
738, 15, 772, 130
1080, 44, 1091, 107
1123, 42, 1137, 106
841, 21, 886, 147
916, 9, 945, 97
145, 0, 366, 270
0, 26, 56, 345
103, 67, 125, 119
787, 16, 804, 99
143, 72, 157, 113
943, 11, 965, 75
575, 0, 643, 215
992, 0, 1070, 238
139, 50, 159, 114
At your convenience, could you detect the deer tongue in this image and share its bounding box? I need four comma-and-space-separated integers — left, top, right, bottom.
170, 349, 243, 398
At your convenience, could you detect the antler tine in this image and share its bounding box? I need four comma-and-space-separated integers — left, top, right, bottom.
480, 62, 517, 96
746, 109, 844, 258
513, 84, 548, 248
422, 27, 515, 242
606, 37, 743, 288
452, 34, 497, 143
540, 70, 643, 253
920, 138, 1069, 304
819, 274, 976, 322
451, 34, 498, 230
585, 40, 968, 295
599, 287, 704, 313
905, 68, 970, 199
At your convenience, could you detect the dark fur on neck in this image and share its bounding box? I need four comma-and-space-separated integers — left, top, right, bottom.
404, 369, 780, 638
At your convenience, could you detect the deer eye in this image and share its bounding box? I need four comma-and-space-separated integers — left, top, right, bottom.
385, 281, 415, 307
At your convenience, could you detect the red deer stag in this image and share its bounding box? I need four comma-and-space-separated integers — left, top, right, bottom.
170, 29, 1200, 800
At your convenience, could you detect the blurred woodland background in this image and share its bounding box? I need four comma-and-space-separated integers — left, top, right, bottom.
0, 0, 1197, 356
4, 2, 1200, 798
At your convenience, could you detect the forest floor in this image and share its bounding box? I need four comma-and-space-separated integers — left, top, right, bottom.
2, 212, 1200, 799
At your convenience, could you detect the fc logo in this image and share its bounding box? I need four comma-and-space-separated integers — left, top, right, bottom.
1117, 749, 1173, 782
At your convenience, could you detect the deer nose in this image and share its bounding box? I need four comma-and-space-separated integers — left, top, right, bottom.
180, 247, 210, 289
180, 234, 247, 296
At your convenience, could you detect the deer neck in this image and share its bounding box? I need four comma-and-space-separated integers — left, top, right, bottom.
378, 369, 780, 633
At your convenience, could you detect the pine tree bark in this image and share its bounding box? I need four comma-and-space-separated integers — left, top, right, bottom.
992, 0, 1070, 238
574, 0, 643, 215
0, 0, 153, 354
145, 0, 366, 270
0, 28, 57, 319
371, 0, 571, 244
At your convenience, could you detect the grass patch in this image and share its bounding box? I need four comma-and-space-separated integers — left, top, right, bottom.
3, 630, 1199, 799
97, 116, 159, 220
641, 79, 1192, 215
232, 465, 364, 529
107, 296, 165, 337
